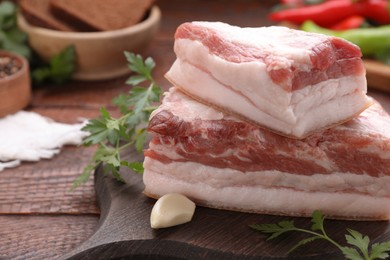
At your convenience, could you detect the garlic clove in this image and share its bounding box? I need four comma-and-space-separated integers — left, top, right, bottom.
150, 193, 196, 229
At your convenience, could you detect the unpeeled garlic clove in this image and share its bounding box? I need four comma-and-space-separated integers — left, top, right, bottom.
150, 193, 196, 229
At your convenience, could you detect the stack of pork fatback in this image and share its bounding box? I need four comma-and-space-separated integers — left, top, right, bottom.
143, 22, 390, 220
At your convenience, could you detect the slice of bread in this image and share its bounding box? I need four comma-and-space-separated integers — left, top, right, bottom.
19, 0, 76, 31
50, 0, 155, 31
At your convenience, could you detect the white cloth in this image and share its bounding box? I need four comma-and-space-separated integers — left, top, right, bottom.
0, 111, 88, 171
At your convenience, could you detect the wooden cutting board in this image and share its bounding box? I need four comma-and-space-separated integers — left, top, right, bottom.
365, 59, 390, 93
63, 149, 390, 259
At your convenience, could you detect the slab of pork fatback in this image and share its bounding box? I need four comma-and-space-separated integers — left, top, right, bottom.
143, 87, 390, 220
165, 22, 371, 138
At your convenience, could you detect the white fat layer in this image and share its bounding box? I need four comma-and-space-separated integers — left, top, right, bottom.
168, 36, 369, 138
291, 76, 367, 113
152, 86, 225, 121
143, 167, 390, 220
173, 38, 291, 107
165, 59, 368, 137
167, 59, 294, 124
347, 101, 390, 138
294, 90, 369, 137
148, 141, 184, 161
144, 157, 390, 197
165, 64, 291, 131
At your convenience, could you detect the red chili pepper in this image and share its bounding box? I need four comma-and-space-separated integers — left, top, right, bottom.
330, 15, 366, 30
270, 0, 390, 27
270, 0, 359, 27
361, 0, 390, 24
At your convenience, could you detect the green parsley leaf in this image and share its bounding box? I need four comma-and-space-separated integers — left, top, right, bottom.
125, 52, 155, 81
31, 45, 76, 84
0, 1, 15, 22
0, 30, 31, 58
341, 246, 365, 260
0, 1, 31, 59
345, 229, 370, 259
128, 162, 144, 174
74, 52, 161, 189
82, 108, 112, 145
311, 210, 325, 232
370, 241, 390, 260
251, 210, 390, 260
250, 220, 297, 240
49, 45, 76, 83
112, 169, 125, 183
135, 128, 148, 153
126, 74, 148, 86
287, 236, 321, 254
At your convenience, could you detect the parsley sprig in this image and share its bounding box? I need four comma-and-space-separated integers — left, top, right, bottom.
250, 210, 390, 260
72, 52, 161, 189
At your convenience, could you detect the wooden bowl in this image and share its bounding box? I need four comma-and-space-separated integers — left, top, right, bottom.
0, 51, 31, 118
17, 6, 161, 81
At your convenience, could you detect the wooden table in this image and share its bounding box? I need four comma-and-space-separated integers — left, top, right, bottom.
1, 1, 389, 259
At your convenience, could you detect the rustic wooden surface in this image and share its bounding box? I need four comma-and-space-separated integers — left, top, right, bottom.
0, 0, 389, 259
62, 150, 390, 260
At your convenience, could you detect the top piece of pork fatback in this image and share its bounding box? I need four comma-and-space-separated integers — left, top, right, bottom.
165, 22, 371, 138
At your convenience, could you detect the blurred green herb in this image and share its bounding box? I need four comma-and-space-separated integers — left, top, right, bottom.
0, 1, 31, 59
31, 45, 76, 84
250, 210, 390, 260
72, 52, 161, 189
0, 1, 75, 84
374, 49, 390, 66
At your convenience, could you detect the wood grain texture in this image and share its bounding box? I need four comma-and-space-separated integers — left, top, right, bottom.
0, 146, 99, 214
0, 215, 98, 260
62, 149, 390, 259
31, 76, 130, 109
